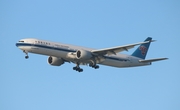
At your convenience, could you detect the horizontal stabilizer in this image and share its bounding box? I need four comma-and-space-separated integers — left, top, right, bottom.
139, 58, 168, 63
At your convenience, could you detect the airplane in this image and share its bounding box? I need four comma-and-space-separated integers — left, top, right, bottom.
16, 37, 168, 72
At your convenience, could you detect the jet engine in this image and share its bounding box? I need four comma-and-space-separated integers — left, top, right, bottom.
76, 50, 92, 60
48, 56, 64, 66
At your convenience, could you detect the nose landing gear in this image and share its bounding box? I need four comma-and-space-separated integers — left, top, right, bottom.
23, 50, 29, 59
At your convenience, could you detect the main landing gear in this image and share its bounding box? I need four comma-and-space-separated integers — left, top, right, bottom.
73, 63, 100, 72
23, 50, 29, 59
90, 65, 99, 69
89, 63, 100, 69
73, 64, 83, 72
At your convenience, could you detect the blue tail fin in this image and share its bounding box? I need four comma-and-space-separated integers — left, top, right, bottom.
131, 37, 152, 59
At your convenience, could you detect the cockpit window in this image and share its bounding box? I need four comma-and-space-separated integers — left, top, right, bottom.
19, 41, 24, 42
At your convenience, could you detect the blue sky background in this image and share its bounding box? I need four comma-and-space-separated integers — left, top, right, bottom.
1, 0, 179, 110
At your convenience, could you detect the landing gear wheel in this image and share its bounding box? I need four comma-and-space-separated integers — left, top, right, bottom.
73, 66, 83, 72
73, 67, 77, 70
23, 50, 29, 59
78, 69, 83, 72
90, 64, 100, 69
25, 56, 28, 59
94, 65, 99, 69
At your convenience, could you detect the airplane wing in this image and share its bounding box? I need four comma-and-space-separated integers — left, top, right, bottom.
139, 58, 168, 63
91, 40, 154, 56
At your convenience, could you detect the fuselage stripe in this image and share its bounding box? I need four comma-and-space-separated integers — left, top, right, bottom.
16, 43, 76, 53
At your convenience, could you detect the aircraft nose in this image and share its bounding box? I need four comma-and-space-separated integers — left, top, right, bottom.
16, 43, 19, 47
16, 42, 24, 50
16, 42, 22, 48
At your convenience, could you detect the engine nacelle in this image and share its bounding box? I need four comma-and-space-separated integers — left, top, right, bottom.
67, 52, 76, 59
48, 56, 64, 66
76, 50, 92, 60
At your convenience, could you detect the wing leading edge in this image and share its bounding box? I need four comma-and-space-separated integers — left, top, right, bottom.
91, 40, 155, 56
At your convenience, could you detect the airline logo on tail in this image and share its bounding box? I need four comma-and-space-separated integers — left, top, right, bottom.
139, 45, 147, 56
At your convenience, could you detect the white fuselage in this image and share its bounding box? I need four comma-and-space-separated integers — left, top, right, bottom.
16, 38, 151, 68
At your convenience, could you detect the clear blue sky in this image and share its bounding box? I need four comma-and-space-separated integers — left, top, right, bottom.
1, 0, 179, 110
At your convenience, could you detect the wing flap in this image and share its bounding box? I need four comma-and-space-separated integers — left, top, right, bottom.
139, 58, 168, 63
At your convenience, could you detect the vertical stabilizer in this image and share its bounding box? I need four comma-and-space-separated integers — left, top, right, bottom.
131, 37, 152, 59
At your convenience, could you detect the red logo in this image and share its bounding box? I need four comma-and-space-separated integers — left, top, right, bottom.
139, 46, 147, 56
